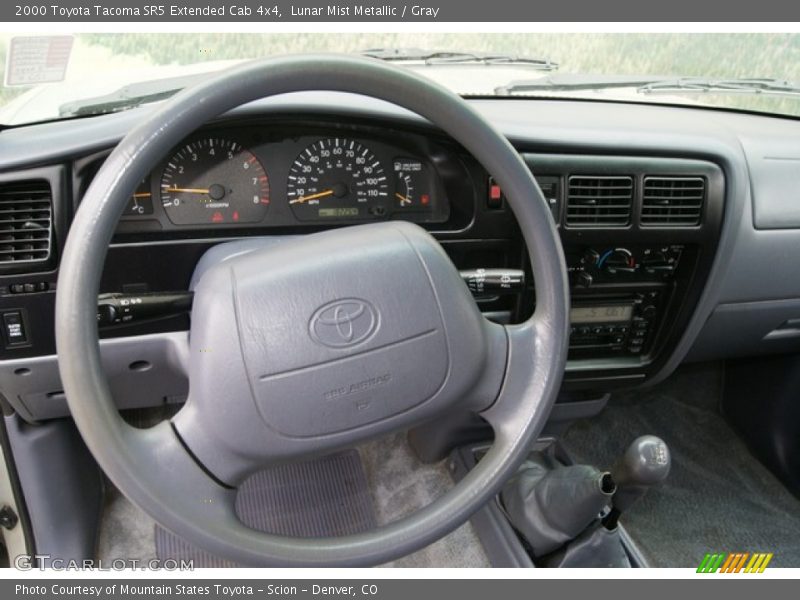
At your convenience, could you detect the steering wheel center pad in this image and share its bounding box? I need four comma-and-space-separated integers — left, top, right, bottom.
176, 222, 506, 484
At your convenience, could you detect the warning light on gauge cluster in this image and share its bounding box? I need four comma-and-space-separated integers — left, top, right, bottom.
488, 177, 504, 209
211, 211, 224, 223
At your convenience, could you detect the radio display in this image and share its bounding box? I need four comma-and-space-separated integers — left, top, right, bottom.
571, 305, 633, 324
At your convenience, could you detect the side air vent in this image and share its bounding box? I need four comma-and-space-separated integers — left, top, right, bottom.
0, 180, 53, 269
642, 176, 705, 226
566, 176, 633, 227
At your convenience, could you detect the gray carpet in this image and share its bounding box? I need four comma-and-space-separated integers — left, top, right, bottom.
563, 363, 800, 567
360, 433, 490, 568
154, 450, 377, 567
98, 431, 490, 568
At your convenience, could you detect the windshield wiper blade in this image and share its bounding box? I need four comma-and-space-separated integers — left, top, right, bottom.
496, 74, 800, 98
362, 48, 557, 69
58, 71, 212, 118
638, 77, 800, 97
495, 74, 670, 95
60, 90, 177, 118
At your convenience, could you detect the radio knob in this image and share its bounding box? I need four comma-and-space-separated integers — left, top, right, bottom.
572, 271, 593, 288
641, 304, 657, 318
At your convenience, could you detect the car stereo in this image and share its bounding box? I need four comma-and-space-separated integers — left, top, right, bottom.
569, 291, 663, 357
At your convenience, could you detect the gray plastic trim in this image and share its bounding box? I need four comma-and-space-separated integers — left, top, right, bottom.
4, 415, 103, 565
0, 429, 29, 560
0, 332, 189, 422
687, 299, 800, 362
739, 135, 800, 230
548, 395, 610, 422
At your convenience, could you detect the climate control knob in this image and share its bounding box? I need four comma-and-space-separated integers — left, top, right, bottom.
581, 248, 600, 267
642, 251, 675, 275
601, 248, 636, 274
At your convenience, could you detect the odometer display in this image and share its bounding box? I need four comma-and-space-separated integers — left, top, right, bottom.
319, 207, 360, 218
160, 137, 270, 225
287, 138, 389, 221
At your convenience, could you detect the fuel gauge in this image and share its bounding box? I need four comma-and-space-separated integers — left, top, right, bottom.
393, 158, 431, 210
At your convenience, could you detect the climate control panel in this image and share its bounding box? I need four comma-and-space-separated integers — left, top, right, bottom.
567, 245, 684, 287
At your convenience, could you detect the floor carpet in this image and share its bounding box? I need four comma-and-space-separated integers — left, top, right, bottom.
97, 431, 490, 568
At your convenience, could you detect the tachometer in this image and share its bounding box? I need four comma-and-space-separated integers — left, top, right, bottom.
287, 138, 389, 221
160, 137, 269, 225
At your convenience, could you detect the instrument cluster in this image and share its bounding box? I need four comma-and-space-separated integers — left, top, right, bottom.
113, 124, 458, 234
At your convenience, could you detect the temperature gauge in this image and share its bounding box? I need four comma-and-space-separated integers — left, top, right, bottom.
393, 158, 431, 210
123, 181, 154, 216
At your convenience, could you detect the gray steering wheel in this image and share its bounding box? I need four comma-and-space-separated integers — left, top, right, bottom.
55, 55, 569, 566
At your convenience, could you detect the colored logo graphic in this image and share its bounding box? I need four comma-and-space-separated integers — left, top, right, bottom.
697, 552, 773, 573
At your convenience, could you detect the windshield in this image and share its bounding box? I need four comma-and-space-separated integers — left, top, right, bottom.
1, 33, 799, 125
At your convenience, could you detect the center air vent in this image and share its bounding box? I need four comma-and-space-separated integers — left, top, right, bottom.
0, 180, 53, 269
566, 176, 633, 227
642, 177, 705, 226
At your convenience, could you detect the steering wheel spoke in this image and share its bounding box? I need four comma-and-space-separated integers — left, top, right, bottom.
120, 420, 240, 528
479, 317, 557, 437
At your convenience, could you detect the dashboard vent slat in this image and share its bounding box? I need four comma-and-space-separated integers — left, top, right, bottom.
566, 176, 633, 227
642, 176, 705, 226
0, 180, 53, 268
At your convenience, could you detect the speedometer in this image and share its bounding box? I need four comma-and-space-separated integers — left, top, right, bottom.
160, 137, 270, 225
287, 138, 389, 221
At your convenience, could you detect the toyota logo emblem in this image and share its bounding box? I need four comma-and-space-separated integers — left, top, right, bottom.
310, 298, 379, 348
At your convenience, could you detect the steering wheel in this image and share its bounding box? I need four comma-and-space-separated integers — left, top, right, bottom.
55, 55, 569, 566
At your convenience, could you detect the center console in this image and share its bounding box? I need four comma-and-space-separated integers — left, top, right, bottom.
513, 153, 725, 389
566, 244, 681, 358
408, 151, 724, 465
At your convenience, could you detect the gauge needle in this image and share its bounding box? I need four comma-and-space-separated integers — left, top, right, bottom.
395, 192, 411, 205
164, 186, 210, 194
289, 189, 334, 204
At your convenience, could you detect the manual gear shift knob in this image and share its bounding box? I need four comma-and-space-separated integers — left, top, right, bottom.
611, 435, 671, 514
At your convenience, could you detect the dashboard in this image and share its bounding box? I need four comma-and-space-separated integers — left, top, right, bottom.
1, 92, 800, 422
